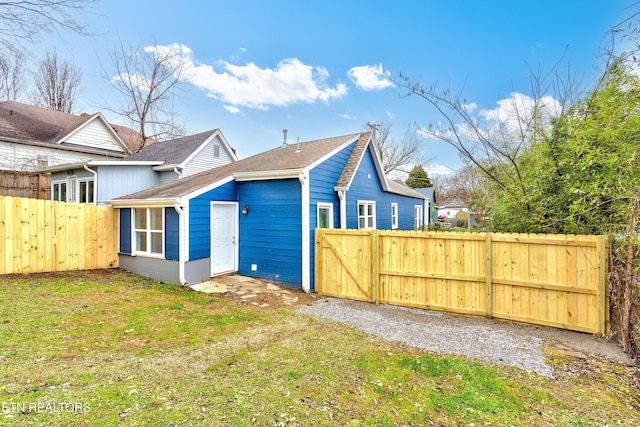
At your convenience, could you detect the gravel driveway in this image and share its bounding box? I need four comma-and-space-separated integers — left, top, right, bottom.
296, 297, 634, 379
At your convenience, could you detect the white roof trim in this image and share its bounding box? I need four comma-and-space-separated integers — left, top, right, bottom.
233, 169, 304, 181
40, 160, 163, 173
305, 134, 361, 172
106, 198, 177, 208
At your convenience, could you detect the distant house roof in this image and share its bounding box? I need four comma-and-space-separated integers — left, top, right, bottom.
109, 122, 148, 152
0, 101, 91, 144
0, 101, 130, 155
125, 129, 234, 166
438, 199, 466, 208
414, 187, 436, 200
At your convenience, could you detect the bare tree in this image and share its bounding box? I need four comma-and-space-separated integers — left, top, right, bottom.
433, 165, 492, 220
103, 42, 188, 150
0, 0, 96, 52
0, 51, 26, 101
393, 67, 580, 210
368, 121, 426, 176
32, 50, 82, 113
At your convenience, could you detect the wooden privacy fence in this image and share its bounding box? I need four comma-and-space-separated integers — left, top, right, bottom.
315, 229, 609, 335
0, 195, 119, 274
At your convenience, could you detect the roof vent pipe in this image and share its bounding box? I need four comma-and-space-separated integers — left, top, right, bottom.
295, 137, 301, 153
282, 129, 288, 147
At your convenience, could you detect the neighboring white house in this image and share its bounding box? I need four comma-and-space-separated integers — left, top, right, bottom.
0, 101, 132, 172
437, 199, 468, 221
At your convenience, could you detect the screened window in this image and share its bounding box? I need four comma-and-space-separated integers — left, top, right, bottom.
317, 203, 334, 228
414, 205, 424, 229
358, 201, 376, 229
214, 144, 220, 158
134, 208, 164, 256
391, 203, 398, 229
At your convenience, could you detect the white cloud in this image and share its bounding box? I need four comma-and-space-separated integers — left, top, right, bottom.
347, 64, 393, 90
146, 43, 348, 111
339, 113, 352, 119
478, 92, 561, 137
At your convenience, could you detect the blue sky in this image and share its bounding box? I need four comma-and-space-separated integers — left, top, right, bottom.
31, 1, 632, 175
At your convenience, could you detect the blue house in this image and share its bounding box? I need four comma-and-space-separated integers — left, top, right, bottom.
108, 132, 427, 292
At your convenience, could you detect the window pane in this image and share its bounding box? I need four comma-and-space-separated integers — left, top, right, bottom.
136, 231, 147, 252
368, 217, 373, 228
319, 207, 329, 228
53, 184, 59, 201
367, 204, 373, 216
60, 183, 66, 201
359, 217, 365, 229
79, 181, 87, 203
359, 204, 365, 216
135, 209, 147, 229
87, 181, 94, 203
150, 208, 163, 230
150, 232, 163, 254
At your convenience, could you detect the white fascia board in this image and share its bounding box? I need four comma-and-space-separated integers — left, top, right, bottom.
40, 160, 163, 173
152, 163, 182, 171
106, 198, 177, 208
306, 134, 361, 171
215, 129, 239, 162
366, 137, 390, 192
233, 169, 304, 181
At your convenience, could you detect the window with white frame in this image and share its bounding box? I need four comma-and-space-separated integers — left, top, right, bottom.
51, 176, 95, 204
358, 201, 376, 229
391, 203, 398, 229
78, 179, 94, 204
214, 144, 220, 158
52, 181, 67, 202
317, 203, 334, 228
134, 208, 164, 256
414, 205, 424, 229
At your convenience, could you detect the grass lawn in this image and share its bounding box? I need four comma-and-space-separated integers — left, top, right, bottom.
0, 270, 638, 426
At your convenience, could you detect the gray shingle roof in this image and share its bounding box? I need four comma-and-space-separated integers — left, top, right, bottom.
388, 180, 427, 199
125, 130, 219, 164
0, 101, 91, 144
115, 132, 361, 201
414, 187, 435, 199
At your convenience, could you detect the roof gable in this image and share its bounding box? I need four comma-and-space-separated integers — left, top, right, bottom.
335, 132, 389, 192
125, 129, 237, 167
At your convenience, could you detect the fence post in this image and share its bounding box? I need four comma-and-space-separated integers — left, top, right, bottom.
314, 229, 323, 294
596, 235, 608, 335
372, 230, 379, 304
485, 232, 492, 318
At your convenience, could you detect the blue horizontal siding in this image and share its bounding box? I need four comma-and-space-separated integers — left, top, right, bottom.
189, 180, 237, 260
346, 145, 425, 231
238, 179, 302, 288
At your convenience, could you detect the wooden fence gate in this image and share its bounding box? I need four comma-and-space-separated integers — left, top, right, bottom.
315, 229, 609, 335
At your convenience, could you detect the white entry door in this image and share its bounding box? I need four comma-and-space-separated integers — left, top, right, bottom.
211, 203, 237, 276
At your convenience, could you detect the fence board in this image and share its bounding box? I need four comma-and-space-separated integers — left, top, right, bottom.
0, 195, 119, 275
316, 229, 609, 335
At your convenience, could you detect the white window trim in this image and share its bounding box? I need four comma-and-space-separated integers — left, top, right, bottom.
51, 175, 95, 204
133, 207, 165, 258
77, 178, 95, 204
414, 205, 424, 229
391, 203, 398, 229
52, 180, 67, 202
317, 203, 334, 228
357, 200, 376, 230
